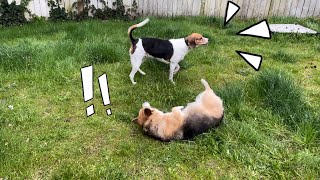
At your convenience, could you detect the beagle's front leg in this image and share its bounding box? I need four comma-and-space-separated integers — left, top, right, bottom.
173, 64, 180, 75
169, 63, 177, 84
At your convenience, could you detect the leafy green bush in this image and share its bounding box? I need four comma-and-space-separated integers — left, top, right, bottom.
113, 0, 126, 19
91, 5, 114, 20
47, 0, 137, 21
0, 0, 30, 26
48, 0, 68, 21
91, 0, 132, 21
69, 0, 94, 21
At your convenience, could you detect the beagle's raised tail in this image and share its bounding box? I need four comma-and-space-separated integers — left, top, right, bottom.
128, 18, 150, 44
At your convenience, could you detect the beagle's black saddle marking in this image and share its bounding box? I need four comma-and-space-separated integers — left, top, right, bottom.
142, 38, 174, 61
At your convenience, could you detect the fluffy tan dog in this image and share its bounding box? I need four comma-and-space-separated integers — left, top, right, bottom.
132, 79, 224, 141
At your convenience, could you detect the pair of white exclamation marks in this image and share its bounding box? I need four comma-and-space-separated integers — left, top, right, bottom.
81, 65, 112, 117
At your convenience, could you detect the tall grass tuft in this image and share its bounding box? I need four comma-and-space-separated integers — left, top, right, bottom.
0, 41, 43, 71
192, 16, 224, 28
250, 69, 314, 128
216, 82, 245, 109
271, 50, 297, 63
86, 43, 122, 64
215, 82, 245, 119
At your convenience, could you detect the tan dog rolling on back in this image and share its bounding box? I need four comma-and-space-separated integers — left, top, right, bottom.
132, 79, 224, 141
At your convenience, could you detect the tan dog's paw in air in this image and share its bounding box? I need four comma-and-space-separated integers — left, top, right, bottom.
132, 79, 224, 141
128, 18, 209, 85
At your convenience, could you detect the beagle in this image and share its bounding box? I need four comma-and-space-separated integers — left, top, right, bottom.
132, 79, 224, 141
128, 18, 209, 85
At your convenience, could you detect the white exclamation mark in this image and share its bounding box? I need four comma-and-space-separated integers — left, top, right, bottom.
81, 65, 95, 117
98, 74, 112, 116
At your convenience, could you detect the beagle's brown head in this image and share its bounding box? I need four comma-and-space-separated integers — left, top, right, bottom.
132, 102, 153, 126
185, 33, 209, 49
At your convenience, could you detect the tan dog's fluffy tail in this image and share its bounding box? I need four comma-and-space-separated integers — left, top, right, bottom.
201, 79, 211, 91
128, 18, 150, 44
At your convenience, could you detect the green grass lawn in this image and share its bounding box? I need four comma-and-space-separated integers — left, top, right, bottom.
0, 16, 319, 179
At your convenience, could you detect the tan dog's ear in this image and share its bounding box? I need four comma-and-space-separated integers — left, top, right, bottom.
144, 108, 153, 117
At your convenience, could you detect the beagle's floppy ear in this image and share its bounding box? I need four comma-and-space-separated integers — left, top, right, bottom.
144, 108, 153, 117
189, 38, 197, 49
186, 36, 196, 49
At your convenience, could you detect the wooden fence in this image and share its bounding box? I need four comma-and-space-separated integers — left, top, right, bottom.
7, 0, 320, 18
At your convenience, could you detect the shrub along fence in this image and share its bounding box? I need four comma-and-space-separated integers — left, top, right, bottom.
0, 0, 135, 25
3, 0, 320, 19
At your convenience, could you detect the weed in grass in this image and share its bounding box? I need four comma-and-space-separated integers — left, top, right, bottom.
296, 120, 319, 146
271, 49, 297, 63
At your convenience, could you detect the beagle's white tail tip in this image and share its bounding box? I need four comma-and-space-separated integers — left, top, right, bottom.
137, 18, 150, 27
201, 79, 211, 90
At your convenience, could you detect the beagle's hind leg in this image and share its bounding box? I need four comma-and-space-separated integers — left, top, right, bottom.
129, 67, 139, 85
173, 64, 180, 74
169, 63, 178, 84
129, 54, 145, 85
